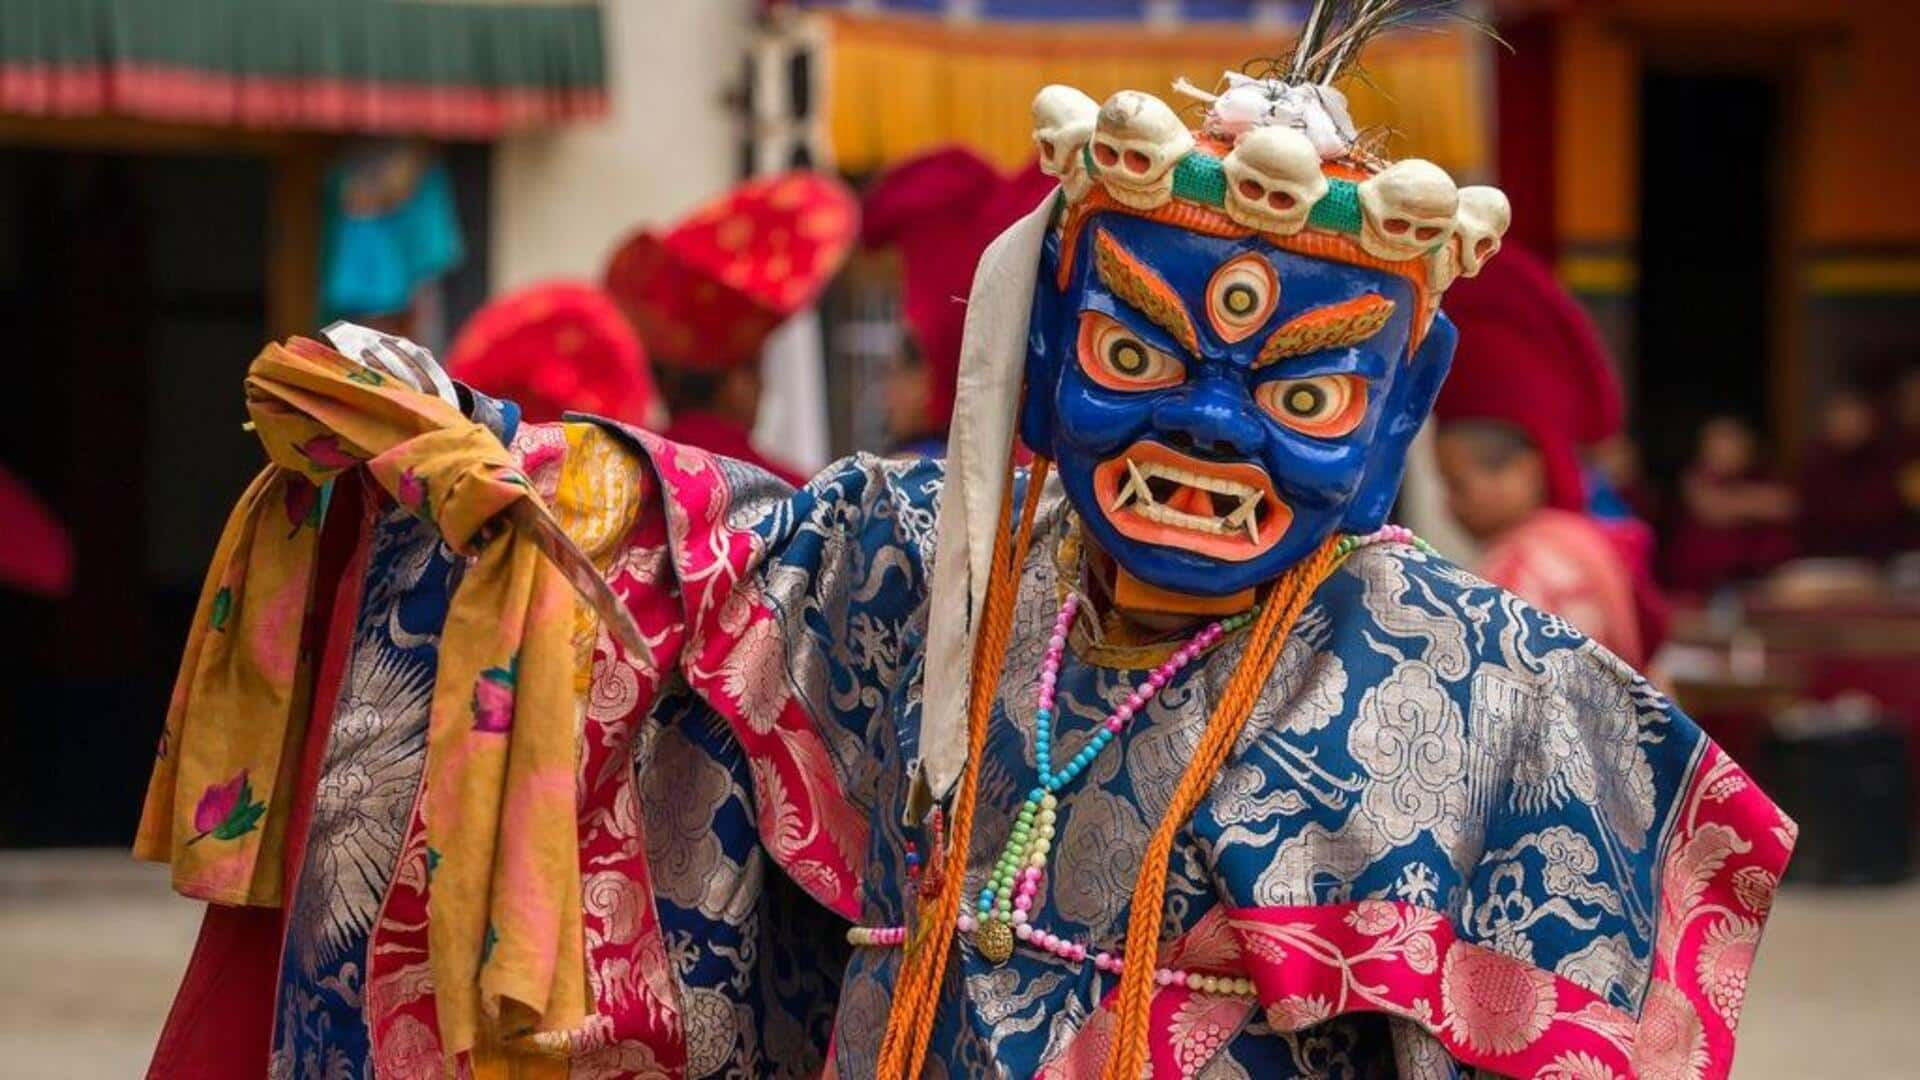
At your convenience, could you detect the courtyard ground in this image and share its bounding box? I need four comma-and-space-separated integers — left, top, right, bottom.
0, 849, 1912, 1077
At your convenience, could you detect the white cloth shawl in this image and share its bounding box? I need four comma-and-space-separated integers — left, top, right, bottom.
918, 191, 1058, 808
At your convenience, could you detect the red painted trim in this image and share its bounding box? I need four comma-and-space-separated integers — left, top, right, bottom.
0, 62, 607, 137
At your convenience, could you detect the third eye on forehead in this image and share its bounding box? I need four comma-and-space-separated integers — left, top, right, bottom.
1205, 253, 1279, 344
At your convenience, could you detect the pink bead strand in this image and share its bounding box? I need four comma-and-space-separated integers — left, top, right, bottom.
844, 915, 1257, 998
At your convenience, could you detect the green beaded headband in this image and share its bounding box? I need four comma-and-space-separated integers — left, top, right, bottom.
1086, 146, 1367, 238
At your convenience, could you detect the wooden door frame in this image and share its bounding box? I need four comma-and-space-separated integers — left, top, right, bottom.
1614, 19, 1849, 463
0, 113, 335, 341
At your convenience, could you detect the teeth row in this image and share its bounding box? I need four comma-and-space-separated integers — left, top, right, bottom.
1135, 500, 1238, 535
1139, 462, 1256, 499
1110, 458, 1263, 543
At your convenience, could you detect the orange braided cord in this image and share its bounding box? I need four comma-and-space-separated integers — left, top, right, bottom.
1101, 536, 1343, 1080
875, 455, 1053, 1079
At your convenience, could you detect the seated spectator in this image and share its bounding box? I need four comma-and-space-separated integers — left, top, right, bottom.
860, 146, 1057, 458
445, 280, 663, 429
882, 332, 945, 459
1434, 248, 1663, 666
1665, 415, 1796, 594
1797, 386, 1908, 561
1586, 432, 1659, 524
1436, 420, 1648, 666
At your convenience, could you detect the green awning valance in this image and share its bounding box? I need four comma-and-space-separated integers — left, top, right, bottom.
0, 0, 608, 138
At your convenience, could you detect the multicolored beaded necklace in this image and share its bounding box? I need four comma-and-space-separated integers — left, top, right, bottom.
967, 589, 1253, 963
848, 525, 1428, 984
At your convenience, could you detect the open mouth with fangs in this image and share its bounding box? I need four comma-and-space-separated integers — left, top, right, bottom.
1091, 441, 1293, 562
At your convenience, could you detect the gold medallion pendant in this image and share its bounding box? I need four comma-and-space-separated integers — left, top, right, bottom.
975, 918, 1014, 963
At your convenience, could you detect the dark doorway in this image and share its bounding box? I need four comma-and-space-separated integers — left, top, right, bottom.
0, 149, 270, 846
1634, 70, 1782, 487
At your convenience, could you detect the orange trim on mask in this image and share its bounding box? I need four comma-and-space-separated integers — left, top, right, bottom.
1091, 440, 1293, 563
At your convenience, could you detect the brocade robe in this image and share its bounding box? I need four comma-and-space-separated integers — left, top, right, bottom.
152, 416, 1790, 1080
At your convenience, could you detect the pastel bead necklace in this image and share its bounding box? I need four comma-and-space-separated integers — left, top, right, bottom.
970, 589, 1257, 963
850, 526, 1430, 978
847, 909, 1260, 999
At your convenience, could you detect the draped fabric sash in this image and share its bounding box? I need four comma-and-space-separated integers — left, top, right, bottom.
134, 339, 641, 1054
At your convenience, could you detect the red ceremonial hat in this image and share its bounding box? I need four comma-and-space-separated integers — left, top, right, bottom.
445, 280, 661, 427
0, 463, 73, 597
603, 171, 859, 371
1434, 247, 1622, 512
862, 147, 1057, 433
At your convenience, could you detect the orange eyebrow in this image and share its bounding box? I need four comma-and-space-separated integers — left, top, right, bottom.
1093, 230, 1200, 355
1254, 294, 1397, 368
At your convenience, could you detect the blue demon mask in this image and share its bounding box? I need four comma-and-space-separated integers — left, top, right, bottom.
1019, 209, 1458, 599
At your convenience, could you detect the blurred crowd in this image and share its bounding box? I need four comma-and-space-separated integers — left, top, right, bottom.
1651, 374, 1920, 593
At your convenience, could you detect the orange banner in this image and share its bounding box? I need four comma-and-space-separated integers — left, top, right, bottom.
821, 11, 1489, 177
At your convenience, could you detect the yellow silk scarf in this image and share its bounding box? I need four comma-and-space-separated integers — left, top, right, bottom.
134, 340, 641, 1054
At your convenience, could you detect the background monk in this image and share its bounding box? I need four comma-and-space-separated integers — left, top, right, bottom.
861, 146, 1057, 458
603, 172, 859, 486
1665, 414, 1796, 595
1795, 385, 1909, 562
1434, 248, 1666, 666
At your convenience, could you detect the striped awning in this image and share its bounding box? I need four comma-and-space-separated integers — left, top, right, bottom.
793, 1, 1305, 20
0, 0, 608, 138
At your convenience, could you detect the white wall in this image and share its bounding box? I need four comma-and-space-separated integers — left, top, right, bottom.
490, 0, 753, 291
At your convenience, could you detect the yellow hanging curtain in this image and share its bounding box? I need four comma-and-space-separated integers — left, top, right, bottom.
821, 11, 1488, 178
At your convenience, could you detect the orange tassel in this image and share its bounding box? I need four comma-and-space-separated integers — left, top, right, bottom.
874, 454, 1052, 1078
1101, 536, 1342, 1080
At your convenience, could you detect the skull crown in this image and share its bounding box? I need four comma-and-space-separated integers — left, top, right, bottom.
1026, 77, 1511, 291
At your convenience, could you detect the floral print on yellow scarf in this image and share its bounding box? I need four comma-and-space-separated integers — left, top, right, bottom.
134, 339, 641, 1054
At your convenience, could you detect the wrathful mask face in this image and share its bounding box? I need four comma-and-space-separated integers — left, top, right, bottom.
1022, 210, 1458, 598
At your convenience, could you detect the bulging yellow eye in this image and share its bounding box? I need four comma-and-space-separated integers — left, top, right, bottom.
1078, 312, 1184, 391
1259, 374, 1368, 437
1206, 254, 1278, 343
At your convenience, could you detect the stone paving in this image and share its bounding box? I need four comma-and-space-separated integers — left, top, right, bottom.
0, 852, 200, 1079
0, 851, 1913, 1077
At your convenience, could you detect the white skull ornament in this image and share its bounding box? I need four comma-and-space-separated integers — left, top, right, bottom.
1089, 91, 1194, 211
1453, 185, 1512, 278
1356, 158, 1460, 262
1032, 85, 1099, 202
1221, 125, 1327, 235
